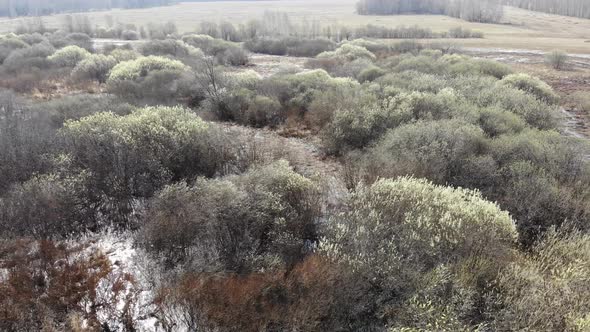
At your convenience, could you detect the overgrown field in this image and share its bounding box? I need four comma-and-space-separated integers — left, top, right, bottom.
1, 1, 590, 52
2, 5, 590, 331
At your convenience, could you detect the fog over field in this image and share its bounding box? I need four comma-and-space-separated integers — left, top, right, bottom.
1, 0, 590, 331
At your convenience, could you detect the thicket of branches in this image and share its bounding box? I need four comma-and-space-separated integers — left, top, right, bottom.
0, 0, 175, 17
356, 0, 504, 23
508, 0, 590, 18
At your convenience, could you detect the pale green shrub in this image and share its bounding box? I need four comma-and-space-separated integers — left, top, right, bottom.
323, 176, 517, 301
226, 70, 262, 89
48, 45, 91, 67
108, 48, 140, 62
545, 50, 568, 70
60, 106, 229, 225
377, 71, 447, 93
282, 69, 359, 109
357, 64, 386, 82
473, 59, 513, 79
181, 34, 215, 50
71, 54, 117, 83
108, 55, 187, 82
308, 84, 378, 129
0, 35, 30, 63
477, 107, 526, 136
359, 120, 486, 183
492, 228, 590, 331
3, 41, 55, 72
499, 73, 559, 104
323, 95, 413, 153
246, 95, 283, 127
393, 55, 445, 74
140, 159, 320, 270
472, 84, 557, 130
139, 39, 204, 58
318, 43, 376, 61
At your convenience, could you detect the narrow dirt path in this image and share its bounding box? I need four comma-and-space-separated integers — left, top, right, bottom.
560, 107, 589, 139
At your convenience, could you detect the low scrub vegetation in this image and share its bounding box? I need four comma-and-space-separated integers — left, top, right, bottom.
0, 29, 588, 332
244, 37, 336, 57
196, 12, 484, 44
48, 45, 90, 67
545, 49, 569, 70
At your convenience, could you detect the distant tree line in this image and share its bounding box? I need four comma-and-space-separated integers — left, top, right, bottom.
0, 0, 176, 17
507, 0, 590, 18
356, 0, 504, 23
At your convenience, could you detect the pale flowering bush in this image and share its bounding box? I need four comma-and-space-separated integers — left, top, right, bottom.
226, 69, 262, 89
60, 106, 230, 225
108, 48, 140, 62
491, 228, 590, 331
317, 43, 376, 61
322, 99, 412, 153
48, 45, 91, 67
71, 54, 117, 83
499, 73, 559, 104
322, 177, 517, 328
356, 119, 486, 184
108, 55, 187, 81
323, 177, 517, 280
139, 39, 205, 59
282, 69, 360, 108
106, 56, 191, 101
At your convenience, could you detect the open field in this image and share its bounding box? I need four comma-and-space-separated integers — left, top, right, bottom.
2, 0, 590, 53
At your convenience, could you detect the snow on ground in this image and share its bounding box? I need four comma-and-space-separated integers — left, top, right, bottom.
83, 230, 161, 331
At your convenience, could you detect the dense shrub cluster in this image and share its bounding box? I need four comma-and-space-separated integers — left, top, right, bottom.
196, 12, 484, 44
56, 106, 231, 227
317, 43, 376, 61
0, 34, 29, 61
106, 56, 193, 101
37, 93, 134, 126
139, 160, 320, 271
321, 177, 517, 329
1, 31, 589, 332
182, 34, 249, 65
314, 51, 588, 246
244, 37, 336, 57
0, 91, 133, 197
0, 105, 234, 237
48, 45, 90, 67
0, 32, 106, 91
71, 53, 118, 83
197, 67, 359, 127
108, 55, 186, 81
499, 73, 559, 104
2, 40, 55, 73
491, 227, 590, 330
139, 39, 204, 59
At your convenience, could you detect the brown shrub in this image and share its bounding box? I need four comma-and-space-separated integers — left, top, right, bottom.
0, 239, 137, 331
154, 255, 348, 332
